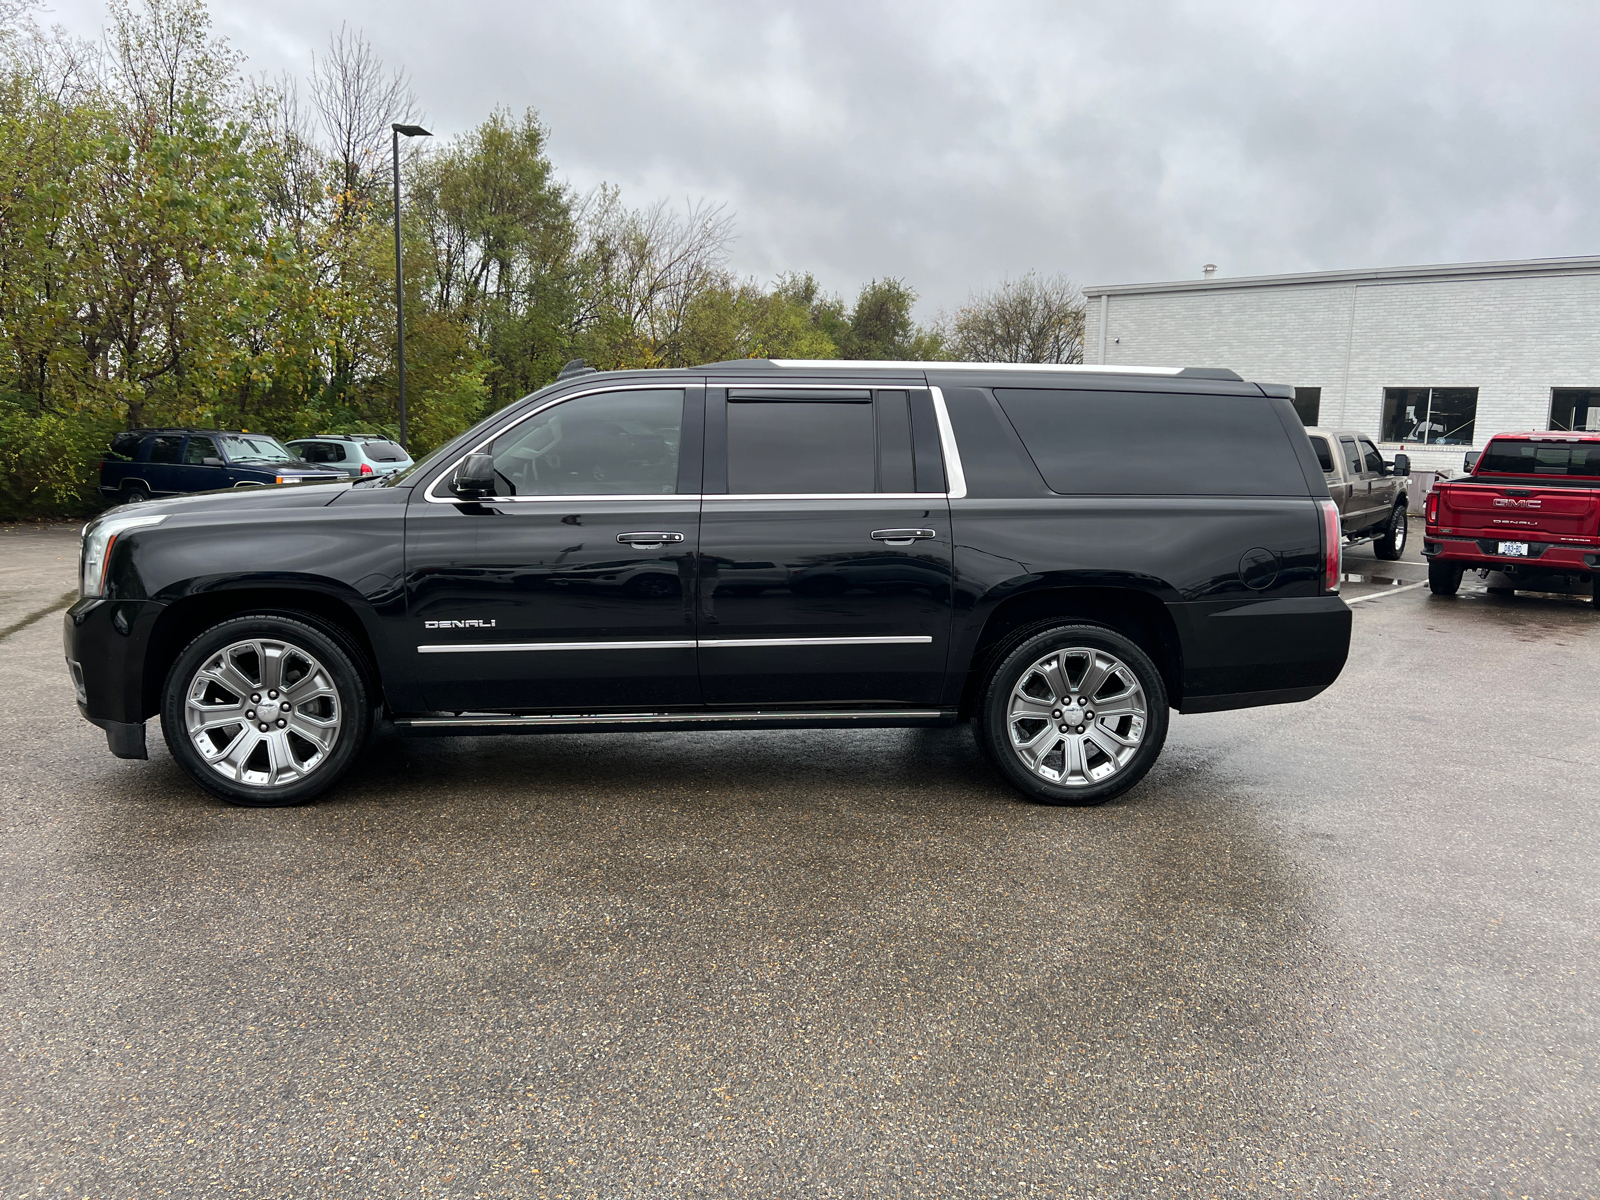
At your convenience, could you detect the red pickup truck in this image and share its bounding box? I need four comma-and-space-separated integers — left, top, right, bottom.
1423, 431, 1600, 606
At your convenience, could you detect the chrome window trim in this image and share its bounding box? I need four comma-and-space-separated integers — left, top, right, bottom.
422, 377, 968, 504
417, 634, 934, 655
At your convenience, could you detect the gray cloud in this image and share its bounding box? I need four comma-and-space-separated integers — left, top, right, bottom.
41, 0, 1600, 318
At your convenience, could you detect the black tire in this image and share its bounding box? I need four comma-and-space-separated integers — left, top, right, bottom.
121, 482, 151, 504
1374, 502, 1408, 561
160, 613, 372, 807
1427, 559, 1463, 596
977, 623, 1169, 807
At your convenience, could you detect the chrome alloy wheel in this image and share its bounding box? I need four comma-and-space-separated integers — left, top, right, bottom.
1006, 647, 1148, 787
1391, 506, 1408, 552
183, 638, 342, 788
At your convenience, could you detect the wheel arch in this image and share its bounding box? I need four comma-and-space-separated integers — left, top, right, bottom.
142, 585, 384, 719
956, 585, 1183, 718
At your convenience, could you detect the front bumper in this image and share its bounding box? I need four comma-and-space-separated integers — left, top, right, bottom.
63, 596, 166, 759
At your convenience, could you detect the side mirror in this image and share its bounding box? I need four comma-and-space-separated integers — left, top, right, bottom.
450, 452, 496, 499
1464, 450, 1481, 472
1390, 453, 1410, 476
202, 456, 224, 467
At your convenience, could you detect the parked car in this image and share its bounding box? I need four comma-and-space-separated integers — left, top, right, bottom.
1303, 427, 1410, 560
1423, 431, 1600, 605
65, 359, 1352, 809
286, 434, 413, 478
98, 429, 344, 502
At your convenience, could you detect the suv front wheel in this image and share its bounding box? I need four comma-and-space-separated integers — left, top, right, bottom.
977, 623, 1170, 806
161, 614, 371, 806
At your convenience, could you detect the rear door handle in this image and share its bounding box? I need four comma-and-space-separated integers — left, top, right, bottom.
871, 528, 936, 546
617, 531, 685, 547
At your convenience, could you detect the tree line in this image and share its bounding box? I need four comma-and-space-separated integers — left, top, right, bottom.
0, 0, 1085, 516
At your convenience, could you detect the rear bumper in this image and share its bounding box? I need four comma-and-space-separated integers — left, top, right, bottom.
1422, 534, 1597, 574
1172, 595, 1351, 714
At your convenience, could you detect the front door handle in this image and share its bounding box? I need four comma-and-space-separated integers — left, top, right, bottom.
617, 531, 685, 547
871, 528, 936, 546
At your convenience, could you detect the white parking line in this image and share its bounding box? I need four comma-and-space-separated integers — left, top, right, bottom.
1345, 580, 1431, 604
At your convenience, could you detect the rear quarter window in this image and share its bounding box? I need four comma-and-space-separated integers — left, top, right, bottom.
993, 389, 1307, 496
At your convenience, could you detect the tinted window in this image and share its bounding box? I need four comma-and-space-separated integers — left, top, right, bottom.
876, 391, 915, 492
147, 435, 183, 464
1359, 438, 1383, 474
1477, 439, 1600, 478
184, 436, 219, 464
490, 389, 682, 496
294, 441, 343, 463
992, 389, 1306, 496
360, 439, 407, 462
1339, 437, 1361, 477
1309, 436, 1335, 473
109, 432, 141, 460
727, 399, 874, 494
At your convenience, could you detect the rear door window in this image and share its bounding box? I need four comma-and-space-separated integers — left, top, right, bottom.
147, 435, 183, 464
992, 389, 1305, 496
727, 397, 875, 494
1309, 436, 1335, 473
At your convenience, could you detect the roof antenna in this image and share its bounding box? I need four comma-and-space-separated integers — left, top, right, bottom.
1202, 264, 1217, 278
557, 358, 595, 380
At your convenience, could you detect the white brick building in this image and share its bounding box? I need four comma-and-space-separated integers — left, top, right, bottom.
1082, 256, 1600, 472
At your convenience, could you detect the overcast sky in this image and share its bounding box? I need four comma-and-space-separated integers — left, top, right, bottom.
36, 0, 1600, 319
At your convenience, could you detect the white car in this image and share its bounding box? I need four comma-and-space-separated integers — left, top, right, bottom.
286, 434, 414, 478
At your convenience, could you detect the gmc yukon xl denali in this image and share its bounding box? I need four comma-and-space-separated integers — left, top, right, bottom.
1424, 431, 1600, 604
65, 360, 1352, 808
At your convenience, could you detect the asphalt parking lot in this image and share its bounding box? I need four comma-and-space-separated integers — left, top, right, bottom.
1, 520, 1596, 1198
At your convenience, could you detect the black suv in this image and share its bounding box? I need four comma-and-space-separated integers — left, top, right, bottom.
65, 360, 1351, 808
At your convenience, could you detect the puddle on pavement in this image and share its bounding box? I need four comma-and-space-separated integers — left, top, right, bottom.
1340, 571, 1414, 587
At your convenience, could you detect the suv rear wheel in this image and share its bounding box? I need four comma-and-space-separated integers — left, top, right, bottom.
161, 614, 371, 807
1427, 559, 1463, 595
977, 623, 1169, 806
1374, 501, 1408, 560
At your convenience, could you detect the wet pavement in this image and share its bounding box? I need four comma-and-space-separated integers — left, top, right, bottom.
1, 523, 1597, 1197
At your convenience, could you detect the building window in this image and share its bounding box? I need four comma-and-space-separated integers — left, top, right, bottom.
1550, 389, 1600, 432
1381, 387, 1477, 445
1291, 387, 1320, 426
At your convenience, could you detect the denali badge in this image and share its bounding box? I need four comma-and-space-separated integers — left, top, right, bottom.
424, 619, 497, 629
1493, 497, 1542, 508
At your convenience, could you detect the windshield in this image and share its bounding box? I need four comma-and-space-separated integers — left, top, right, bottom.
219, 434, 298, 464
1477, 439, 1600, 478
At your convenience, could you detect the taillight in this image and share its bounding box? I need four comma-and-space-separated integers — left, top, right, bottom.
1317, 498, 1341, 594
360, 461, 374, 476
1425, 490, 1439, 524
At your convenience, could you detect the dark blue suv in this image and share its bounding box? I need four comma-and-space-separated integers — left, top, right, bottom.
98, 429, 344, 503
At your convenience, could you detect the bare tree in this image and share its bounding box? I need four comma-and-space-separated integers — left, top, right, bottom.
247, 71, 324, 249
105, 0, 242, 129
945, 271, 1085, 364
309, 23, 419, 216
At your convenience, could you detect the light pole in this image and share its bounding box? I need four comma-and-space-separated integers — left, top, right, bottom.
391, 122, 431, 451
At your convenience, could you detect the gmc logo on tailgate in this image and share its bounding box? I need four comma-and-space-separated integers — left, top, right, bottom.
1493, 498, 1542, 508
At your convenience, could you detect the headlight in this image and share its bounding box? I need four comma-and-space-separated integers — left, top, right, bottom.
80, 513, 166, 598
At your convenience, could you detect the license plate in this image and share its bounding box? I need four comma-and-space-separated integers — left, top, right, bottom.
1498, 541, 1529, 557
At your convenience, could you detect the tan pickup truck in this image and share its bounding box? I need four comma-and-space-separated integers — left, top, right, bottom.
1304, 428, 1410, 560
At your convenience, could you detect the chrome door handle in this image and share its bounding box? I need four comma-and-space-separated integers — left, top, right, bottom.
871, 528, 936, 546
617, 531, 685, 547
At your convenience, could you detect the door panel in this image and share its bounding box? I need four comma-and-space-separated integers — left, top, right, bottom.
406, 498, 700, 712
404, 385, 702, 714
696, 385, 954, 707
